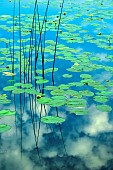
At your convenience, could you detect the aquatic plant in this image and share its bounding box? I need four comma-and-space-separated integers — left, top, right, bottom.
0, 109, 16, 133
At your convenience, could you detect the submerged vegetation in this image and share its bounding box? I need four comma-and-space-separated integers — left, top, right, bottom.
0, 0, 113, 157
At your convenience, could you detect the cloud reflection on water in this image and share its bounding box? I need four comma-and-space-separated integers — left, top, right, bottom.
1, 102, 113, 170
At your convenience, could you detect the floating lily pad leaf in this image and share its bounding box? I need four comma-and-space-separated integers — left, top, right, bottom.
83, 66, 93, 72
34, 76, 43, 80
65, 90, 79, 96
103, 46, 113, 50
0, 124, 11, 133
69, 91, 82, 98
62, 74, 72, 78
36, 69, 42, 74
69, 108, 89, 115
45, 40, 56, 45
106, 81, 113, 87
90, 56, 100, 61
37, 97, 52, 104
96, 104, 112, 112
93, 85, 107, 91
0, 109, 16, 116
80, 74, 92, 79
67, 66, 83, 72
45, 56, 55, 61
36, 79, 49, 84
51, 89, 65, 96
0, 94, 7, 99
74, 82, 84, 87
41, 116, 65, 124
44, 86, 57, 91
96, 91, 112, 96
79, 90, 94, 97
44, 68, 58, 74
81, 79, 94, 84
25, 88, 41, 95
24, 88, 36, 94
21, 83, 32, 88
3, 86, 17, 91
51, 96, 65, 100
89, 81, 100, 87
104, 66, 113, 72
58, 84, 70, 89
0, 110, 9, 116
0, 99, 11, 104
66, 98, 86, 107
12, 89, 24, 94
49, 99, 65, 107
0, 61, 4, 65
0, 57, 6, 60
14, 83, 23, 87
93, 96, 108, 103
106, 55, 113, 60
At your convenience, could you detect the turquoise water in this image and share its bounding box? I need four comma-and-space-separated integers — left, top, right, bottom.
0, 0, 113, 169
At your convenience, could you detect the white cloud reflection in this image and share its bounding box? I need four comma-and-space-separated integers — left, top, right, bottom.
84, 104, 113, 136
94, 71, 112, 83
96, 53, 108, 62
1, 101, 113, 170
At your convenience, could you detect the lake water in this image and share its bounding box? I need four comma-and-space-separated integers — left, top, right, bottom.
0, 0, 113, 170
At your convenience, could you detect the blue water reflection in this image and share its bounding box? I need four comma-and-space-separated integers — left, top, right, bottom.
0, 0, 113, 170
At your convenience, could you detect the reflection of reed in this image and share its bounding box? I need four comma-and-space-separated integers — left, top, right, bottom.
18, 0, 23, 159
10, 0, 67, 159
52, 0, 65, 86
51, 0, 67, 155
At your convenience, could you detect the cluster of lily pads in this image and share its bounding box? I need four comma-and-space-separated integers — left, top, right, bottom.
0, 0, 113, 127
0, 109, 16, 133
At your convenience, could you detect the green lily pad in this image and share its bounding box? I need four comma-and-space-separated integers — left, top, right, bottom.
96, 91, 112, 96
93, 85, 107, 91
37, 97, 52, 104
14, 83, 23, 87
58, 84, 70, 89
3, 86, 16, 91
36, 69, 42, 74
49, 99, 66, 107
21, 83, 32, 88
51, 96, 66, 100
66, 98, 87, 107
50, 89, 65, 96
90, 56, 100, 61
0, 124, 11, 133
79, 90, 94, 97
106, 80, 113, 87
65, 90, 82, 98
93, 96, 108, 103
24, 88, 38, 94
74, 82, 84, 87
69, 108, 89, 115
81, 79, 94, 84
12, 89, 24, 94
41, 116, 65, 124
62, 74, 72, 78
36, 79, 49, 84
44, 68, 58, 74
0, 109, 16, 116
44, 86, 57, 91
96, 104, 112, 112
80, 74, 92, 79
